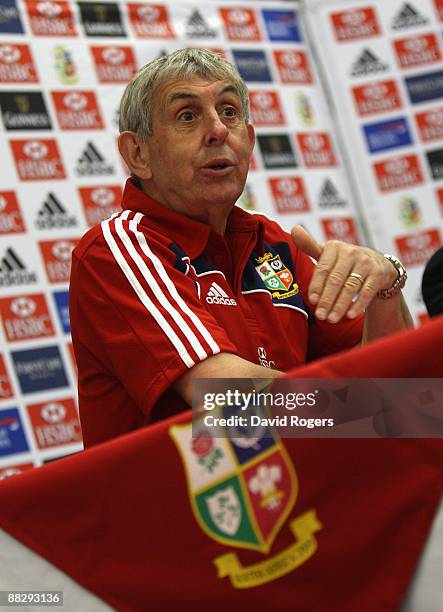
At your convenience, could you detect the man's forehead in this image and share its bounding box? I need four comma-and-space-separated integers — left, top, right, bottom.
158, 78, 240, 106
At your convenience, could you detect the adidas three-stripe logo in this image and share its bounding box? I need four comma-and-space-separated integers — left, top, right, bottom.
206, 282, 237, 306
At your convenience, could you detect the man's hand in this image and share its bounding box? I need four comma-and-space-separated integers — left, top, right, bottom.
291, 225, 398, 324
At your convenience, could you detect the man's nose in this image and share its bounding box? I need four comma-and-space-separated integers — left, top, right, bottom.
204, 111, 229, 146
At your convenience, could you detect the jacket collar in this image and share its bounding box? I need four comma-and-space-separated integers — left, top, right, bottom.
121, 179, 263, 259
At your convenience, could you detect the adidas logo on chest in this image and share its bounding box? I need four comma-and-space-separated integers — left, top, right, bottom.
205, 282, 237, 306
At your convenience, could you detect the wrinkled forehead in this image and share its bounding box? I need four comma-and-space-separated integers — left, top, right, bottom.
153, 76, 242, 111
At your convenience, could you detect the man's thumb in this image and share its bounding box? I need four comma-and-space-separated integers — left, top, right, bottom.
291, 225, 324, 260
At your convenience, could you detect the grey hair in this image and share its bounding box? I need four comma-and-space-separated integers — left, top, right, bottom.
119, 48, 250, 140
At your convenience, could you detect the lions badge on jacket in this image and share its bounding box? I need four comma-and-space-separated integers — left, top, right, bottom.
170, 415, 321, 588
255, 252, 299, 300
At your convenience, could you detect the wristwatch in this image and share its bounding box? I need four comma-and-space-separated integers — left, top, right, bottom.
376, 254, 407, 299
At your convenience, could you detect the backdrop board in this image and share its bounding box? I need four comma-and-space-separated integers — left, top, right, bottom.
0, 0, 365, 473
303, 0, 443, 322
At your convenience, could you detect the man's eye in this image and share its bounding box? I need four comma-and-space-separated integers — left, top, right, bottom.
222, 106, 237, 118
178, 111, 195, 122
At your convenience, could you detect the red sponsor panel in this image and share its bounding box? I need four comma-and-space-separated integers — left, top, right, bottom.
273, 49, 313, 85
321, 217, 360, 244
395, 229, 442, 267
0, 294, 55, 343
26, 398, 82, 450
51, 90, 104, 130
24, 0, 77, 36
78, 185, 122, 227
10, 139, 66, 181
249, 91, 285, 127
219, 7, 261, 41
297, 132, 337, 168
352, 80, 403, 117
0, 191, 26, 235
0, 353, 13, 400
393, 34, 441, 69
269, 176, 310, 213
374, 155, 424, 193
127, 3, 175, 38
331, 7, 381, 42
0, 463, 34, 480
0, 43, 38, 83
415, 107, 443, 143
39, 238, 79, 284
90, 45, 137, 83
435, 0, 443, 21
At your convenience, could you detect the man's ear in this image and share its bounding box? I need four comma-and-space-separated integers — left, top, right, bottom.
118, 131, 152, 180
247, 123, 256, 152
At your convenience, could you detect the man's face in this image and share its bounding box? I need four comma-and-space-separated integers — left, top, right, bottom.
142, 77, 255, 226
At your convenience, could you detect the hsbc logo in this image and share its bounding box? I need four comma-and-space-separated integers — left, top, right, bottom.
280, 51, 301, 68
62, 92, 87, 111
52, 240, 73, 261
10, 297, 36, 318
10, 139, 65, 181
404, 38, 428, 53
41, 402, 66, 424
36, 1, 61, 17
27, 397, 82, 448
249, 90, 285, 126
276, 178, 299, 195
91, 187, 115, 206
102, 47, 125, 65
79, 185, 122, 226
23, 140, 47, 160
394, 34, 441, 68
331, 7, 381, 41
0, 294, 55, 341
270, 176, 310, 213
39, 238, 78, 283
341, 11, 365, 26
137, 5, 160, 22
27, 0, 77, 36
374, 155, 423, 192
220, 7, 260, 41
0, 43, 38, 83
364, 83, 388, 100
129, 3, 175, 38
304, 134, 323, 151
395, 229, 442, 266
228, 9, 250, 25
0, 44, 20, 63
416, 107, 443, 142
52, 91, 104, 129
252, 92, 273, 109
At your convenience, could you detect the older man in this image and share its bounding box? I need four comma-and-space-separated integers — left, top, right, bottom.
69, 48, 412, 447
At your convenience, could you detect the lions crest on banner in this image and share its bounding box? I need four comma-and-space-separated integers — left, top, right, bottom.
170, 415, 321, 588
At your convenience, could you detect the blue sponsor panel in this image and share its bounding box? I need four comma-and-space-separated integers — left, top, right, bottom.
11, 346, 69, 394
232, 50, 272, 83
0, 0, 24, 34
53, 290, 70, 334
405, 70, 443, 104
363, 117, 413, 154
0, 408, 29, 456
262, 9, 302, 42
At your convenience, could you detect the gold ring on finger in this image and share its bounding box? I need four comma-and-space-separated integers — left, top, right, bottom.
349, 272, 365, 285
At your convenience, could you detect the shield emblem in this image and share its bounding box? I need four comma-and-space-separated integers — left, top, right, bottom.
254, 253, 295, 296
170, 414, 298, 553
